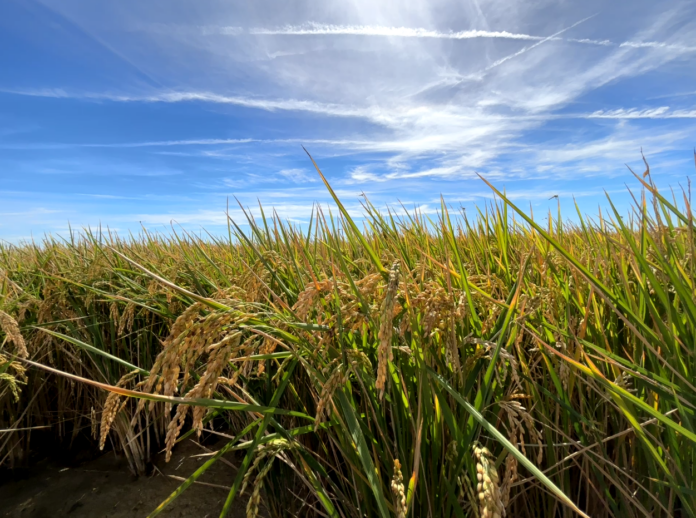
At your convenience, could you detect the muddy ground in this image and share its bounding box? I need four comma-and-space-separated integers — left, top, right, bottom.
0, 438, 253, 518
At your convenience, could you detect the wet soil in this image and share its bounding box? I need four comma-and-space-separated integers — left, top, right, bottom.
0, 438, 252, 518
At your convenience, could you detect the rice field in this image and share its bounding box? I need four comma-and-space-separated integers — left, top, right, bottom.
1, 162, 695, 518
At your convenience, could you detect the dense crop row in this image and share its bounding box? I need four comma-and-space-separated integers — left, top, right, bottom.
1, 164, 694, 517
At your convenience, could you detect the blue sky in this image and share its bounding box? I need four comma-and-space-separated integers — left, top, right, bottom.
1, 0, 695, 241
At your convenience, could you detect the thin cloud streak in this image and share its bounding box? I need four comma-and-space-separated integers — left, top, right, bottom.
2, 91, 695, 130
485, 15, 597, 71
0, 136, 376, 150
250, 24, 546, 41
239, 23, 684, 51
620, 41, 696, 52
586, 107, 696, 119
0, 88, 374, 119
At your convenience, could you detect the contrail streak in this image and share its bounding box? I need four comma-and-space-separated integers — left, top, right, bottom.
241, 22, 693, 52
485, 15, 597, 70
249, 24, 544, 41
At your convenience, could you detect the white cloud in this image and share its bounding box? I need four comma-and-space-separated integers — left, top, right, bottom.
221, 23, 684, 53
586, 107, 696, 119
620, 41, 696, 52
0, 88, 373, 118
526, 127, 689, 168
278, 168, 316, 183
249, 23, 546, 41
349, 165, 383, 183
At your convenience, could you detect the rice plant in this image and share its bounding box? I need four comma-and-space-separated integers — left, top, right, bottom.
1, 159, 694, 517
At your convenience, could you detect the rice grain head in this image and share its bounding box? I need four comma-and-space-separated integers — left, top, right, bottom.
99, 370, 139, 450
240, 439, 291, 499
315, 366, 347, 431
91, 406, 98, 440
391, 458, 407, 518
376, 261, 399, 397
473, 444, 505, 518
0, 310, 28, 358
500, 453, 518, 507
246, 458, 275, 518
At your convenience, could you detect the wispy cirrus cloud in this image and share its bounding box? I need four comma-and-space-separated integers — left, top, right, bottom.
136, 20, 694, 55
0, 136, 373, 150
239, 22, 696, 58
619, 41, 696, 52
0, 88, 373, 119
278, 168, 316, 183
585, 107, 696, 119
227, 23, 696, 53
249, 23, 548, 41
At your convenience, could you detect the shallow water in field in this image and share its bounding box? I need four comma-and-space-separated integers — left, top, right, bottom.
0, 439, 252, 517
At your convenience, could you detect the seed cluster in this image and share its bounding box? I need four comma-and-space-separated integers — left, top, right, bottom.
99, 369, 140, 450
376, 262, 399, 396
500, 398, 543, 464
473, 444, 505, 518
0, 358, 26, 402
500, 453, 518, 508
314, 366, 347, 431
239, 439, 291, 518
134, 302, 204, 419
90, 406, 98, 440
391, 458, 407, 518
0, 310, 27, 358
164, 331, 242, 460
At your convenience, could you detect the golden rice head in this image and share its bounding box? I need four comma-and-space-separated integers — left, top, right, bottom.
109, 302, 120, 327
91, 406, 98, 440
0, 353, 26, 382
473, 444, 505, 518
190, 331, 241, 435
314, 366, 346, 431
0, 310, 28, 358
256, 333, 278, 376
163, 405, 188, 462
376, 262, 399, 396
117, 302, 136, 336
179, 311, 236, 390
246, 457, 275, 518
391, 458, 407, 518
346, 349, 372, 370
292, 279, 332, 321
240, 439, 290, 498
163, 327, 242, 461
99, 370, 140, 450
500, 453, 518, 508
134, 302, 204, 418
501, 397, 543, 464
0, 372, 25, 402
